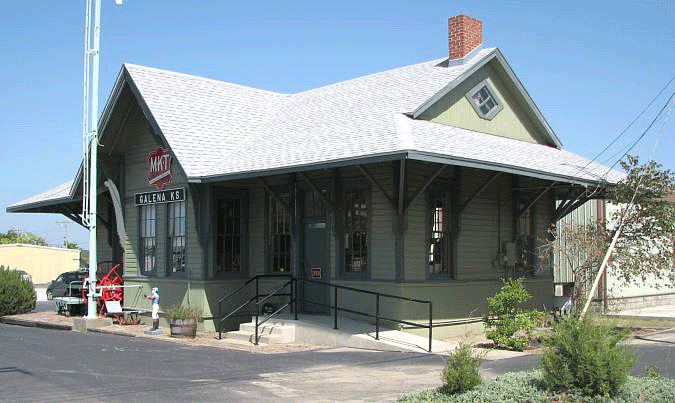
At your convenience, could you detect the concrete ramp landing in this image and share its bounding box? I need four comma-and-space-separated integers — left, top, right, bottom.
225, 314, 456, 354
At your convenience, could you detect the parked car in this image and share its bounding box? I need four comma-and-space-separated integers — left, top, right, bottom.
15, 270, 32, 283
46, 270, 87, 300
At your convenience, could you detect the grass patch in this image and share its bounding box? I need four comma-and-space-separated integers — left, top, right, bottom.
398, 370, 675, 402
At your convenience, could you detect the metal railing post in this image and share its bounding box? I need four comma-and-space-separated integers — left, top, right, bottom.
254, 277, 259, 345
333, 286, 338, 329
218, 301, 222, 340
428, 302, 433, 353
375, 294, 380, 340
293, 276, 298, 320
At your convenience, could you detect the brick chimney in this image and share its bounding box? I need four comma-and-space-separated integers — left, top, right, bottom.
448, 15, 483, 61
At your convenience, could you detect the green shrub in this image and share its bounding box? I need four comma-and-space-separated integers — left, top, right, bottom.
540, 316, 635, 397
482, 277, 540, 350
440, 341, 483, 394
0, 265, 36, 316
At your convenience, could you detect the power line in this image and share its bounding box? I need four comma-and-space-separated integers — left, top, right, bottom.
594, 74, 675, 167
568, 74, 675, 184
602, 90, 675, 178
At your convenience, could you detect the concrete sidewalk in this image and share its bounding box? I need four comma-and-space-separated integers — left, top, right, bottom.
610, 304, 675, 321
5, 287, 675, 358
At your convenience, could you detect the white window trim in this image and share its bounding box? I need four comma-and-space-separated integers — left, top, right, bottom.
465, 79, 503, 120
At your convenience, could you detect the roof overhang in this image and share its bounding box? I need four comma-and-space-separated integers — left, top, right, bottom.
189, 149, 616, 190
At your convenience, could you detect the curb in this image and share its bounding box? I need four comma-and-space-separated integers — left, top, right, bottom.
1, 316, 145, 337
88, 327, 138, 338
0, 316, 71, 331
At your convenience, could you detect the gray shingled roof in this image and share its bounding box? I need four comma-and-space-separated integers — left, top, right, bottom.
124, 48, 619, 186
404, 117, 624, 185
6, 180, 74, 212
125, 49, 497, 179
9, 48, 622, 211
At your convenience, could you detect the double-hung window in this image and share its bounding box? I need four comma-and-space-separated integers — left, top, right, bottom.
344, 190, 369, 274
428, 189, 452, 277
269, 194, 291, 273
167, 201, 186, 274
140, 204, 156, 275
216, 198, 242, 274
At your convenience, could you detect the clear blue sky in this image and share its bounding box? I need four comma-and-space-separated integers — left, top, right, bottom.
1, 0, 673, 248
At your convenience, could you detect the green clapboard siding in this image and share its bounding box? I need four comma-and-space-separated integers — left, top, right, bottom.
419, 62, 549, 146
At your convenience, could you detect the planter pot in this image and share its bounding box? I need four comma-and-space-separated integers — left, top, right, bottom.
169, 319, 197, 338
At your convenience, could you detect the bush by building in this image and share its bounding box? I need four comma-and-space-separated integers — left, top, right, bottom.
540, 316, 635, 397
0, 265, 36, 316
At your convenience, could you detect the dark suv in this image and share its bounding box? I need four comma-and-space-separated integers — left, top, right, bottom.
46, 270, 87, 300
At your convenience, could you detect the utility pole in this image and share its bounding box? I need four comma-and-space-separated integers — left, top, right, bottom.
57, 221, 70, 247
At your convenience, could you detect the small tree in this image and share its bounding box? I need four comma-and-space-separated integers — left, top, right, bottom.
441, 341, 484, 394
541, 316, 635, 397
553, 156, 675, 308
483, 277, 540, 351
606, 156, 675, 285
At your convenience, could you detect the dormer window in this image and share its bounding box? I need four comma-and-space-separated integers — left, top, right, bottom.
466, 79, 503, 120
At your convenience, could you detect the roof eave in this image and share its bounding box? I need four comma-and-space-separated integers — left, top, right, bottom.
189, 152, 410, 183
407, 150, 615, 187
6, 196, 80, 214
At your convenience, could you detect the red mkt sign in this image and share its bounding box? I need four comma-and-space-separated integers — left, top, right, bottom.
311, 267, 321, 279
147, 147, 172, 190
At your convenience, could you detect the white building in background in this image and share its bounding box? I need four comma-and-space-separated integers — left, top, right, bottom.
554, 198, 675, 311
0, 244, 80, 284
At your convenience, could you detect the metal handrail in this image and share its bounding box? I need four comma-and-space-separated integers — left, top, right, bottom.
218, 274, 296, 341
302, 277, 433, 352
218, 274, 433, 351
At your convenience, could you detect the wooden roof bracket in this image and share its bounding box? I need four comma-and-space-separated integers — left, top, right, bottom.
256, 177, 290, 211
404, 165, 447, 213
459, 172, 502, 216
298, 172, 335, 212
517, 181, 556, 219
358, 165, 396, 213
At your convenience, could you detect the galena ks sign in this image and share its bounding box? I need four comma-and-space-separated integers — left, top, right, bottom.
147, 146, 172, 190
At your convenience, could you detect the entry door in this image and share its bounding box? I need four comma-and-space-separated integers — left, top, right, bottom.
303, 221, 329, 313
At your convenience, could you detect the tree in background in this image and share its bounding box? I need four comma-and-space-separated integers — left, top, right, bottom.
554, 155, 675, 308
607, 156, 675, 285
65, 241, 79, 249
0, 229, 48, 246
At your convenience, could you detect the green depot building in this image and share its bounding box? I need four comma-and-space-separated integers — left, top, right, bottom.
8, 15, 621, 335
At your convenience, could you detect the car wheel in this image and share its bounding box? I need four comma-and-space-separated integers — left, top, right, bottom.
46, 290, 53, 300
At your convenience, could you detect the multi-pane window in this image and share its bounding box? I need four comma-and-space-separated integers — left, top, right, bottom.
140, 204, 156, 274
472, 86, 497, 115
216, 198, 241, 274
167, 201, 186, 274
466, 79, 503, 120
517, 207, 535, 273
304, 189, 329, 218
428, 190, 449, 276
344, 190, 368, 273
270, 194, 291, 273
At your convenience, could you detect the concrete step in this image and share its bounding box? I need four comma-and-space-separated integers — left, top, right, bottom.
226, 318, 296, 344
239, 322, 291, 336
